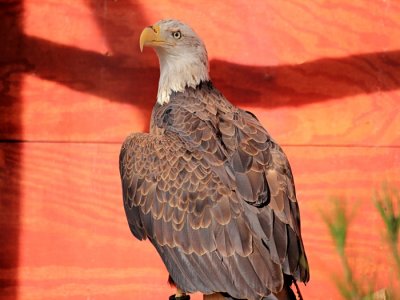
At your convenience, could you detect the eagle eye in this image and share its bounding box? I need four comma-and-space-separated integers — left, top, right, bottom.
172, 30, 182, 39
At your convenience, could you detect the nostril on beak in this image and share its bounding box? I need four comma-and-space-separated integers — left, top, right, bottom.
150, 26, 158, 33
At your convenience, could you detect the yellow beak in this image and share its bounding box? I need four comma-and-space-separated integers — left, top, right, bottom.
139, 24, 162, 52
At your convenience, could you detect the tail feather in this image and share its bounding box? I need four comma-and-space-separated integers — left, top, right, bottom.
271, 286, 296, 300
267, 275, 298, 300
178, 275, 303, 300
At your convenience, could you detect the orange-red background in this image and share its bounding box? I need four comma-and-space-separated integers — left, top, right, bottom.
1, 1, 399, 299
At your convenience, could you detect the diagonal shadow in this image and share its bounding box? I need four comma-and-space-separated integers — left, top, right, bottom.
23, 35, 400, 110
210, 51, 400, 107
24, 36, 158, 111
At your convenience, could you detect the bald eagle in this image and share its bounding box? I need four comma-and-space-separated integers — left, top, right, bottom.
120, 20, 309, 300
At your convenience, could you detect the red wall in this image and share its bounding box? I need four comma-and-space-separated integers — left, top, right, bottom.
1, 1, 399, 299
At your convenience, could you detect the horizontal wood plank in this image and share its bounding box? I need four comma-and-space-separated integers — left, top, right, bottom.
1, 143, 399, 299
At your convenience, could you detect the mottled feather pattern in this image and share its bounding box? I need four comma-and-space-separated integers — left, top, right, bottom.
120, 82, 309, 299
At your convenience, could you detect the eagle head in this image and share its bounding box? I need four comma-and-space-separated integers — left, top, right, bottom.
140, 19, 210, 105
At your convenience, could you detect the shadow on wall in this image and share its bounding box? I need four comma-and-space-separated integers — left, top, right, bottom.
22, 38, 400, 110
210, 51, 400, 107
0, 1, 24, 299
20, 32, 400, 136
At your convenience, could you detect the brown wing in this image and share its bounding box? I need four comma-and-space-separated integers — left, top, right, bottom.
120, 132, 286, 298
154, 86, 309, 281
120, 131, 243, 251
236, 109, 310, 282
120, 85, 309, 299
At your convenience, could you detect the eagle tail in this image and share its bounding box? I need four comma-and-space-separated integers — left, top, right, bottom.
268, 275, 300, 300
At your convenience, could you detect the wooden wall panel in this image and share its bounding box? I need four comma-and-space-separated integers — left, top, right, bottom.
0, 0, 399, 299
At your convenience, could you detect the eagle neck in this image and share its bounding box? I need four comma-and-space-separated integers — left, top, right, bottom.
156, 50, 209, 105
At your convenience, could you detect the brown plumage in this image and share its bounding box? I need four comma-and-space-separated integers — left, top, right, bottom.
120, 20, 309, 300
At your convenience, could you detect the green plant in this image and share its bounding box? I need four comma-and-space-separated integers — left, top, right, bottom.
322, 199, 363, 300
374, 186, 400, 279
324, 185, 400, 300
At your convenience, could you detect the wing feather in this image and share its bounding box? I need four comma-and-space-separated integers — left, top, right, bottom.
185, 87, 309, 282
